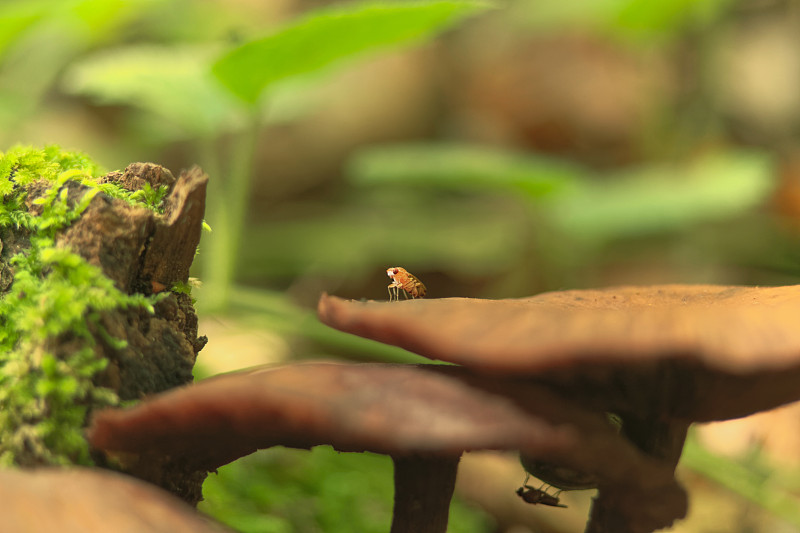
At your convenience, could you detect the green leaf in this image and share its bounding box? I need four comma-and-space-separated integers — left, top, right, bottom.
0, 2, 42, 59
212, 1, 490, 104
348, 142, 579, 197
547, 152, 775, 244
612, 0, 731, 36
62, 45, 247, 136
512, 0, 732, 43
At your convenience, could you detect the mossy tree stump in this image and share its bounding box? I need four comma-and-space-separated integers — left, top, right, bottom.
0, 147, 208, 504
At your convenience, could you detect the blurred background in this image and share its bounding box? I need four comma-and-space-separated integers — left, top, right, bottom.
4, 0, 800, 531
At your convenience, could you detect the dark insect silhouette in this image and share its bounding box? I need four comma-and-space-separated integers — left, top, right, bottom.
517, 485, 567, 508
516, 484, 567, 508
516, 474, 567, 508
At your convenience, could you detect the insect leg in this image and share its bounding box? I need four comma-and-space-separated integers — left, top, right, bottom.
389, 284, 402, 302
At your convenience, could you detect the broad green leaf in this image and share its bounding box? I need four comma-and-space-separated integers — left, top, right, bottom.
212, 1, 490, 104
512, 0, 732, 42
0, 3, 42, 58
62, 45, 246, 136
348, 143, 579, 197
68, 0, 153, 42
548, 152, 775, 244
0, 0, 165, 59
612, 0, 731, 35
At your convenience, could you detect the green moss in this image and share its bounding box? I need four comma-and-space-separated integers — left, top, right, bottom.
0, 145, 163, 467
129, 182, 170, 213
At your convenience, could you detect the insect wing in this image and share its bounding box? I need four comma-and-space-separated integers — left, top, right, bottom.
538, 493, 567, 508
407, 272, 426, 298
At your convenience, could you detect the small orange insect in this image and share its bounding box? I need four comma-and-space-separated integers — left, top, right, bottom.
386, 267, 426, 301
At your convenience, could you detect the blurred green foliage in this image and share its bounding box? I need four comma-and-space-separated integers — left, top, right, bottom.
512, 0, 732, 41
63, 44, 246, 138
682, 430, 800, 529
212, 2, 490, 104
349, 143, 774, 244
219, 285, 432, 365
200, 447, 493, 533
61, 0, 492, 309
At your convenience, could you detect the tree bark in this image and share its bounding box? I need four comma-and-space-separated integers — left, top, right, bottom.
52, 163, 209, 504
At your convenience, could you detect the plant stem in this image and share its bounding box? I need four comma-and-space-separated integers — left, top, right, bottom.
199, 116, 260, 311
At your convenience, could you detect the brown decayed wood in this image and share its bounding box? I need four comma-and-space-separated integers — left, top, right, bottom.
0, 468, 229, 533
139, 166, 208, 288
58, 185, 155, 293
100, 162, 176, 193
40, 163, 208, 502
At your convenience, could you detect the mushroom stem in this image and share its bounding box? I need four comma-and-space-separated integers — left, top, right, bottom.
585, 492, 627, 533
620, 416, 689, 466
390, 454, 461, 533
584, 417, 690, 533
584, 481, 688, 533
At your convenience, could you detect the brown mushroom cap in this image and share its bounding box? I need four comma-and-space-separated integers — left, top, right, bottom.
88, 362, 688, 532
0, 468, 229, 533
318, 285, 800, 374
90, 363, 584, 468
317, 286, 800, 422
